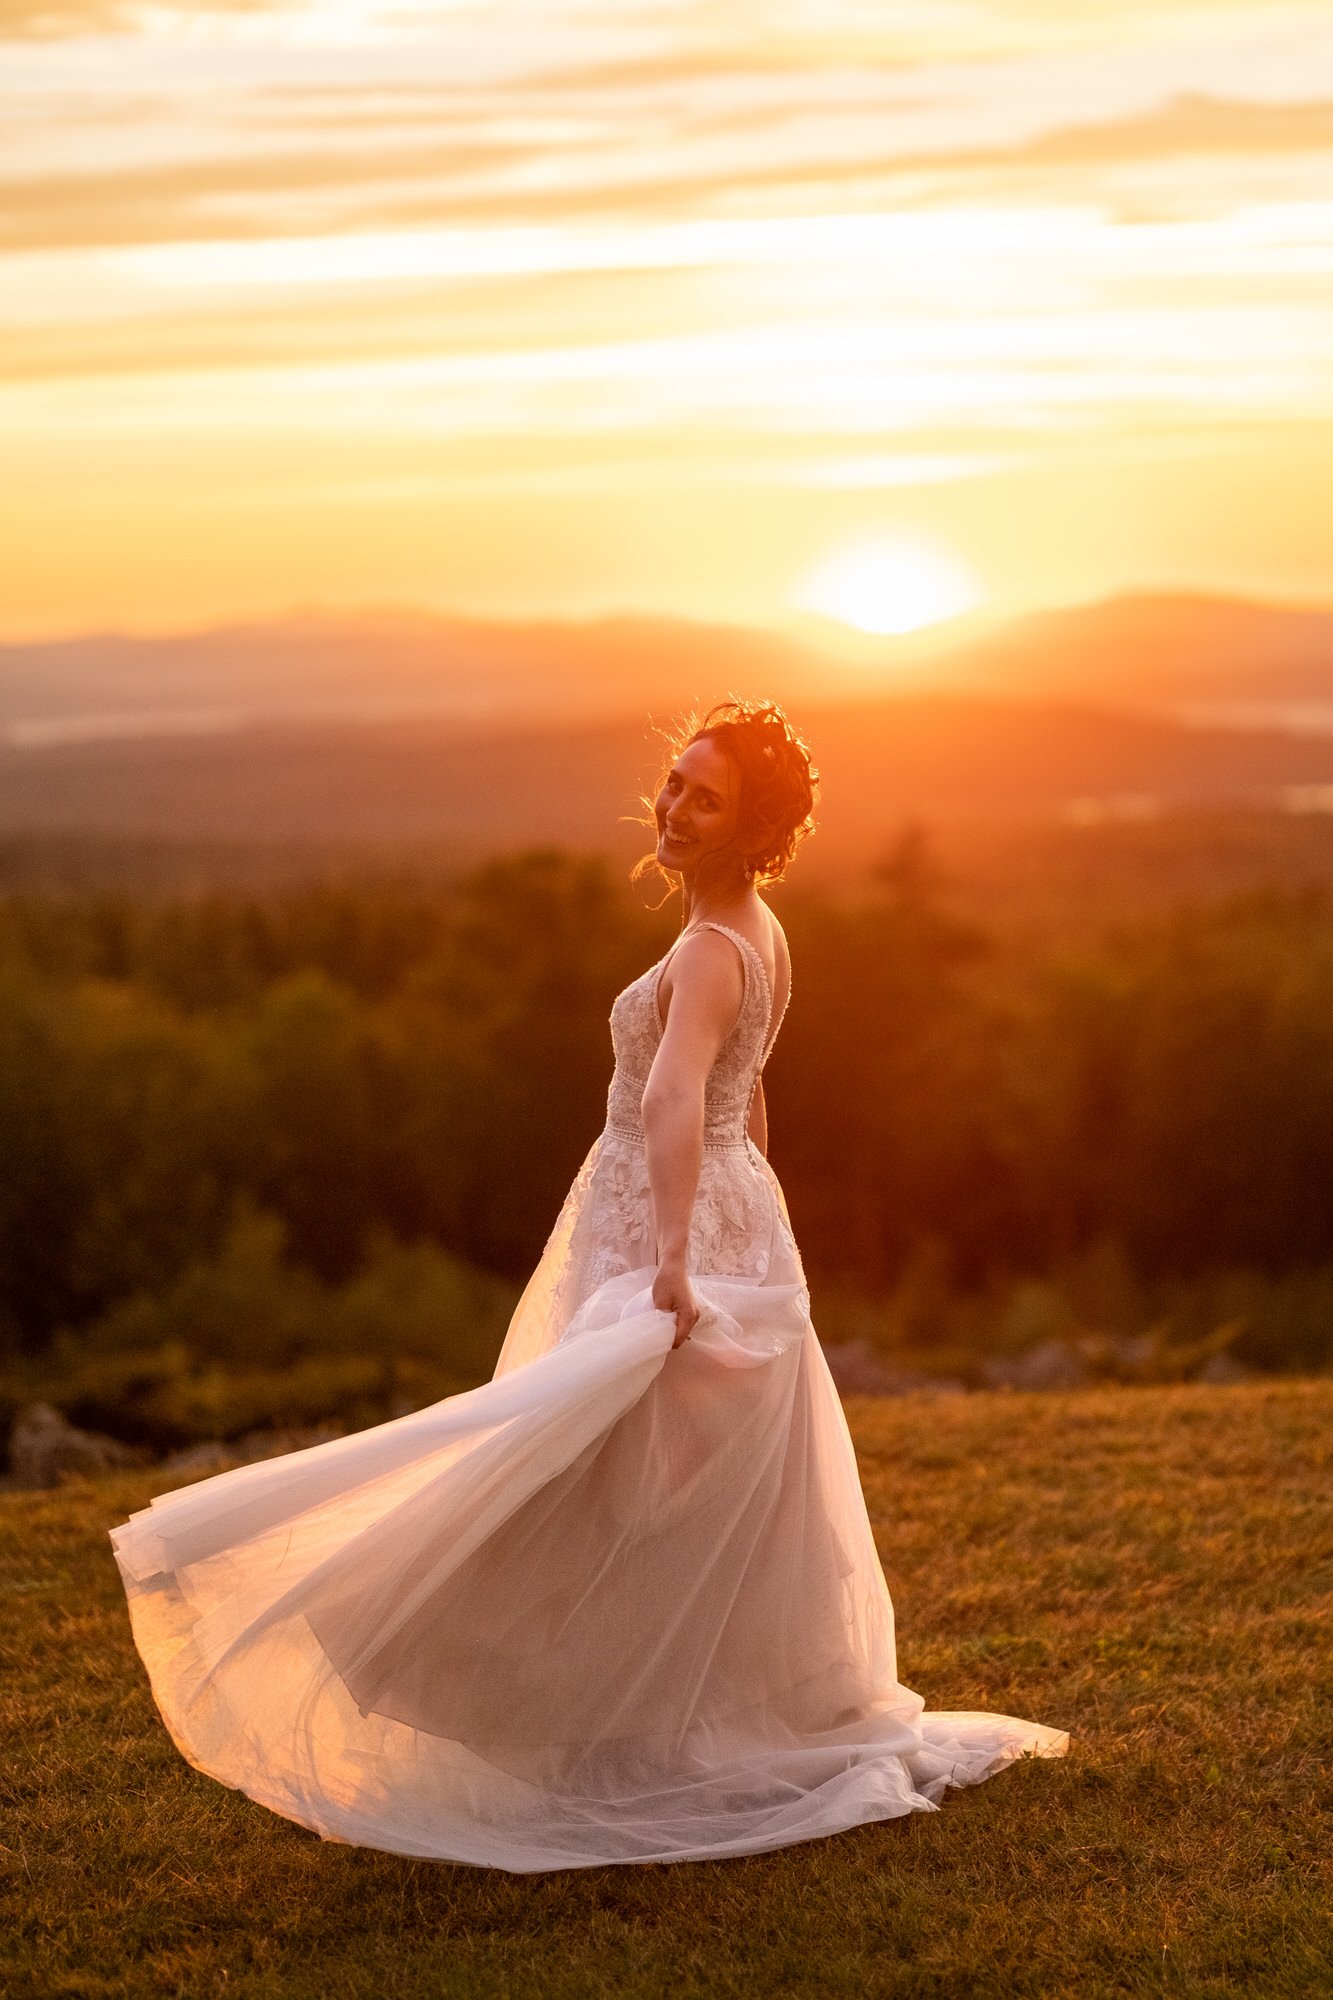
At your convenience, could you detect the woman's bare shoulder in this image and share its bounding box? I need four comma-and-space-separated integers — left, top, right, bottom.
676, 924, 749, 981
762, 905, 792, 976
656, 925, 746, 1031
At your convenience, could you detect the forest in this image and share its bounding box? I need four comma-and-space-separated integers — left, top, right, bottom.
3, 829, 1332, 1460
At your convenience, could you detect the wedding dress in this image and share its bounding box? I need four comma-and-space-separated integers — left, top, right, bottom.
109, 920, 1067, 1870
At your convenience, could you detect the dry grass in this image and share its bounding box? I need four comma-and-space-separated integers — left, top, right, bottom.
2, 1381, 1330, 1999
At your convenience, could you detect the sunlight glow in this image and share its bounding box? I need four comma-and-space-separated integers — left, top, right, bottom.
791, 530, 985, 636
3, 0, 1333, 633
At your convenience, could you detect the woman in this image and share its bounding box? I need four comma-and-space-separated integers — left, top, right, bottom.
109, 698, 1067, 1872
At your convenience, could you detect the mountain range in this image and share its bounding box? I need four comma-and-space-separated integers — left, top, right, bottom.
2, 592, 1332, 865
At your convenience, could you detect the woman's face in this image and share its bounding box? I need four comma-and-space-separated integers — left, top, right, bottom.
654, 736, 743, 883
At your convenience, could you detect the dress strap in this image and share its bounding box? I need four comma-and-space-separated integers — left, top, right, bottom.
654, 921, 781, 1065
701, 923, 791, 1072
694, 921, 761, 968
694, 922, 776, 1062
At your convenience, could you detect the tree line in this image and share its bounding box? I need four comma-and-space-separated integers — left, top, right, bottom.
2, 845, 1331, 1449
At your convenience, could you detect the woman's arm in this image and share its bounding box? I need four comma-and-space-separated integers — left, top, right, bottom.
746, 1074, 768, 1157
640, 932, 745, 1346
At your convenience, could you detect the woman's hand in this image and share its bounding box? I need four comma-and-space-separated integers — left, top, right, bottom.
652, 1258, 700, 1349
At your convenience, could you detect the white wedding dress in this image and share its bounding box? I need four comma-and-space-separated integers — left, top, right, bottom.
110, 920, 1067, 1870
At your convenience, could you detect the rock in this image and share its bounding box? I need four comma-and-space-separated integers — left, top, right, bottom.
821, 1340, 967, 1397
9, 1402, 149, 1489
159, 1440, 241, 1476
980, 1340, 1090, 1392
871, 1367, 968, 1397
1109, 1332, 1160, 1373
160, 1422, 347, 1478
821, 1341, 899, 1395
231, 1422, 345, 1463
1196, 1351, 1249, 1386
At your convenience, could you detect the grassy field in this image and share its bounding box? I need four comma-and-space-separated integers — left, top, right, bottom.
2, 1381, 1330, 2000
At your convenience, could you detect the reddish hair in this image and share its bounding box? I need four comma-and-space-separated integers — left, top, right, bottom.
633, 696, 820, 894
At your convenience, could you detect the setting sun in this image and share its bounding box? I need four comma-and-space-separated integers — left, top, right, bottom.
1, 0, 1331, 639
791, 531, 985, 637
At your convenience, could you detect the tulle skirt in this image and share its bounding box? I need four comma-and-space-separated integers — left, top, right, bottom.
110, 1219, 1068, 1869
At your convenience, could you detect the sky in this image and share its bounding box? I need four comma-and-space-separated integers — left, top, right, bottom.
3, 0, 1332, 643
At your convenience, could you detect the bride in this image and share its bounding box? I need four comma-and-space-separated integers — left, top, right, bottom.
110, 697, 1067, 1871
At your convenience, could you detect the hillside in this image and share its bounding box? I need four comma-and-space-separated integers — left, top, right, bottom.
939, 592, 1333, 722
5, 591, 1333, 869
0, 609, 835, 747
6, 695, 1333, 872
4, 593, 1331, 755
2, 1381, 1328, 1999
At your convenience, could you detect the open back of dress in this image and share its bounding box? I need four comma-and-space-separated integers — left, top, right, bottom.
109, 922, 1066, 1870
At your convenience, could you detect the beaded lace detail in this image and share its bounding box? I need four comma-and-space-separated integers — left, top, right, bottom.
533, 922, 804, 1328
604, 921, 787, 1152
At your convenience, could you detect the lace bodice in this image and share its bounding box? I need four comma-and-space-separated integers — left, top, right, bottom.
604, 921, 788, 1151
497, 919, 806, 1366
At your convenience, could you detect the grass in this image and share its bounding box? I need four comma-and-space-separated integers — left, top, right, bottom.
2, 1380, 1330, 2000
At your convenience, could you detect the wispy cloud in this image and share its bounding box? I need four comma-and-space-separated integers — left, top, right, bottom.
0, 0, 283, 38
2, 0, 1331, 633
10, 92, 1333, 254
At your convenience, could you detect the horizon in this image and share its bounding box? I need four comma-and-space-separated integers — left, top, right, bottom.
7, 579, 1333, 656
5, 0, 1332, 647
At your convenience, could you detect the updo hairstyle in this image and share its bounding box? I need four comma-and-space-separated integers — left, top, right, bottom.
635, 696, 820, 892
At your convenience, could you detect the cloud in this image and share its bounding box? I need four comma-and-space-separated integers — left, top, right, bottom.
934, 91, 1333, 171
5, 89, 1332, 255
0, 0, 280, 38
1, 136, 535, 252
511, 41, 925, 94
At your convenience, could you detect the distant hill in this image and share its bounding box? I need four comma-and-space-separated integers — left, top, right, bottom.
935, 592, 1333, 725
0, 609, 837, 748
6, 693, 1333, 873
3, 592, 1331, 756
5, 592, 1333, 868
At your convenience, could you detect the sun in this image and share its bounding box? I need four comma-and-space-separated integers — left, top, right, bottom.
792, 529, 984, 636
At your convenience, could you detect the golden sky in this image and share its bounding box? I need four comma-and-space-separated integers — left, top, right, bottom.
3, 0, 1332, 641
